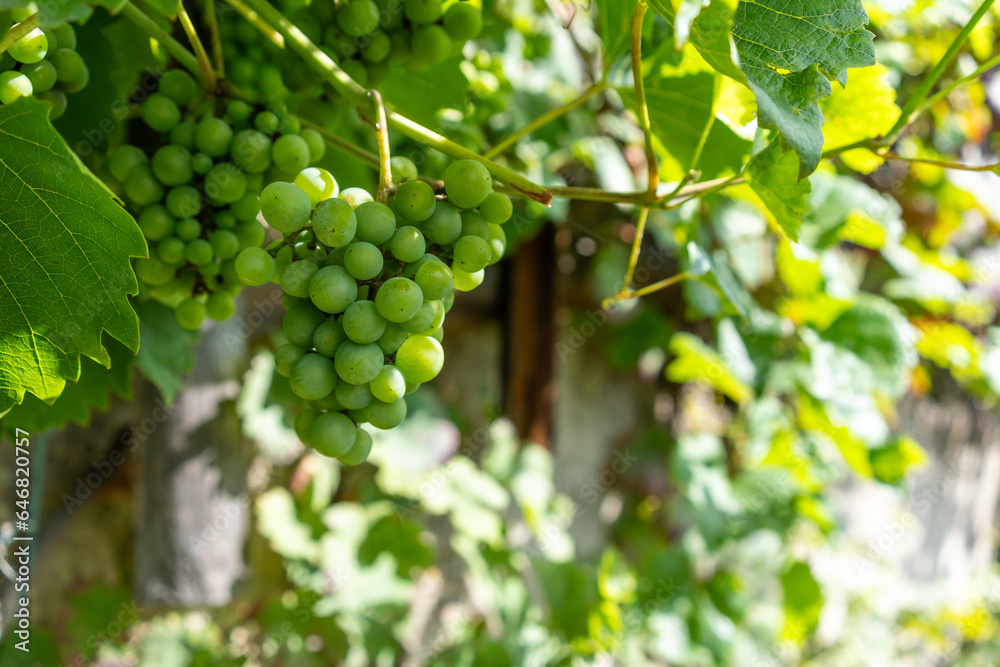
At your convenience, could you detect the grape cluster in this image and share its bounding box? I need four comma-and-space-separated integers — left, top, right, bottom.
234, 158, 510, 464
0, 11, 89, 119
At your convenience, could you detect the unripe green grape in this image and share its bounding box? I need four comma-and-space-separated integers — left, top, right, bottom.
487, 223, 506, 262
370, 365, 406, 403
404, 0, 442, 24
281, 259, 320, 298
313, 391, 344, 412
254, 110, 279, 134
231, 129, 273, 173
442, 289, 455, 312
0, 71, 35, 104
157, 236, 186, 264
344, 241, 384, 280
445, 159, 492, 209
395, 334, 443, 383
429, 326, 444, 342
274, 245, 295, 277
313, 197, 357, 248
453, 235, 491, 272
334, 341, 384, 384
220, 258, 240, 286
227, 99, 252, 123
169, 121, 195, 149
134, 258, 175, 285
231, 192, 260, 221
194, 117, 234, 157
151, 144, 193, 186
205, 292, 235, 321
389, 226, 426, 263
275, 343, 306, 377
186, 239, 214, 265
235, 247, 276, 285
205, 163, 247, 204
301, 128, 326, 162
377, 321, 408, 354
310, 412, 357, 458
138, 205, 174, 241
294, 409, 319, 444
158, 69, 198, 106
400, 300, 435, 333
375, 276, 423, 323
421, 200, 462, 244
340, 187, 375, 208
339, 427, 373, 465
313, 318, 348, 357
443, 2, 482, 40
478, 192, 513, 224
390, 156, 418, 182
355, 202, 396, 244
414, 260, 453, 300
216, 210, 238, 230
141, 93, 181, 132
51, 24, 76, 50
22, 60, 56, 93
272, 134, 311, 174
282, 293, 304, 311
340, 59, 369, 86
309, 265, 358, 313
166, 185, 202, 217
411, 25, 452, 68
338, 0, 380, 37
209, 230, 240, 260
460, 211, 489, 239
335, 381, 373, 410
235, 220, 266, 248
278, 115, 301, 135
199, 260, 221, 280
342, 299, 387, 343
363, 30, 391, 62
260, 182, 311, 233
175, 217, 202, 241
289, 353, 338, 400
354, 397, 407, 429
109, 145, 148, 183
427, 299, 446, 331
9, 27, 47, 63
452, 266, 484, 291
285, 301, 328, 349
393, 179, 436, 223
294, 167, 339, 206
124, 165, 164, 206
191, 152, 214, 175
176, 298, 206, 330
38, 89, 67, 119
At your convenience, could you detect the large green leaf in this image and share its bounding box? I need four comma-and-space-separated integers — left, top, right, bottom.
598, 0, 638, 74
745, 141, 811, 240
135, 301, 197, 404
801, 173, 904, 250
0, 98, 146, 417
380, 59, 468, 128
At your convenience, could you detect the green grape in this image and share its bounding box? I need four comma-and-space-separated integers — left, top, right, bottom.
400, 300, 435, 333
340, 187, 375, 208
169, 121, 195, 149
393, 179, 436, 222
220, 258, 240, 285
339, 427, 372, 465
210, 230, 240, 259
344, 241, 384, 280
0, 71, 32, 104
185, 239, 214, 265
289, 353, 338, 400
51, 24, 76, 50
166, 185, 203, 217
370, 365, 406, 403
420, 201, 462, 245
281, 259, 320, 298
176, 298, 206, 330
215, 211, 237, 230
284, 301, 327, 347
50, 48, 88, 92
236, 248, 274, 286
227, 99, 252, 123
453, 235, 491, 272
194, 117, 234, 157
313, 391, 344, 412
443, 2, 482, 40
405, 379, 421, 395
452, 266, 484, 291
141, 93, 181, 132
444, 159, 492, 209
335, 381, 373, 410
487, 223, 506, 262
199, 260, 221, 280
390, 156, 418, 182
354, 397, 407, 429
310, 412, 357, 458
301, 128, 326, 162
460, 211, 489, 239
157, 236, 186, 264
411, 25, 452, 68
278, 115, 301, 135
355, 202, 396, 244
309, 265, 358, 313
363, 31, 391, 62
414, 260, 453, 300
389, 226, 426, 263
377, 321, 408, 354
294, 409, 319, 444
337, 0, 380, 37
395, 334, 443, 383
442, 289, 454, 312
158, 69, 199, 106
282, 293, 304, 311
294, 167, 338, 206
175, 217, 202, 241
134, 258, 174, 285
205, 163, 247, 204
313, 197, 357, 247
274, 245, 295, 276
123, 166, 164, 206
139, 205, 174, 241
9, 26, 47, 64
231, 129, 273, 173
260, 182, 311, 233
404, 0, 443, 24
231, 192, 260, 221
334, 341, 384, 384
205, 292, 235, 321
313, 318, 348, 357
374, 276, 423, 323
254, 110, 279, 134
478, 192, 513, 224
342, 299, 387, 343
38, 90, 66, 119
109, 145, 148, 183
275, 343, 306, 377
427, 298, 446, 331
22, 60, 56, 93
272, 134, 312, 174
151, 144, 193, 186
191, 152, 214, 175
235, 220, 266, 248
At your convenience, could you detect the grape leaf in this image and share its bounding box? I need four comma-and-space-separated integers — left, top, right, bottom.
380, 59, 468, 128
0, 335, 134, 432
666, 332, 752, 403
745, 141, 811, 240
0, 0, 96, 26
598, 0, 638, 74
820, 64, 900, 174
781, 562, 822, 640
143, 0, 180, 17
0, 98, 146, 417
801, 173, 903, 250
135, 301, 197, 404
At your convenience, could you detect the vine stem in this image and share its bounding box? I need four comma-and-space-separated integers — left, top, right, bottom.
631, 1, 659, 198
121, 3, 203, 80
178, 1, 218, 91
232, 0, 553, 204
605, 272, 690, 306
621, 206, 649, 292
204, 0, 225, 77
295, 116, 381, 168
918, 51, 1000, 114
0, 13, 38, 55
881, 152, 1000, 172
483, 81, 609, 159
224, 0, 285, 47
369, 90, 393, 204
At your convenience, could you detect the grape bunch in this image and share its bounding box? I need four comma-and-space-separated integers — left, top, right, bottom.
0, 11, 89, 119
234, 158, 510, 464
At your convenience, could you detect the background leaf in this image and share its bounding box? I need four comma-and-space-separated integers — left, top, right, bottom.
745, 141, 811, 240
135, 301, 197, 404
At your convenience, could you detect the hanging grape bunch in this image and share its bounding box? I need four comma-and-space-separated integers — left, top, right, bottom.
234, 157, 509, 464
110, 68, 326, 330
0, 11, 89, 119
